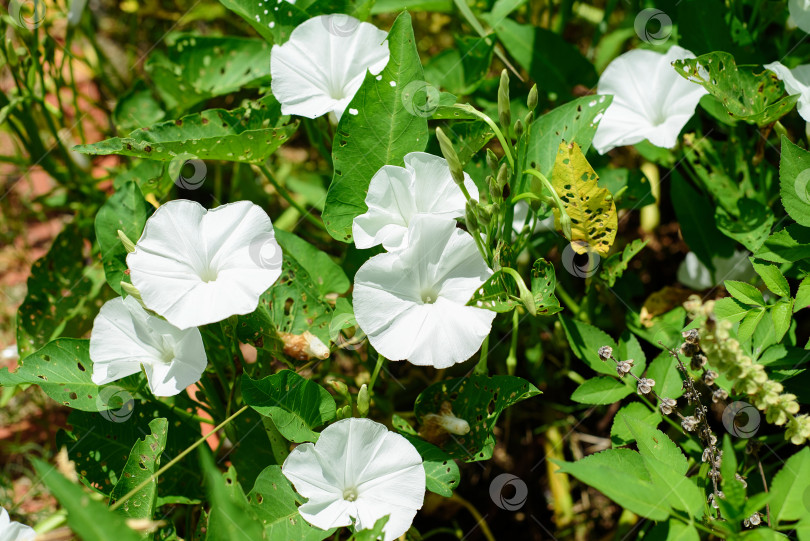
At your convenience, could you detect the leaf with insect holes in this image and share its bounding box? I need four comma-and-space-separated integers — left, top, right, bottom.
673, 52, 798, 126
242, 371, 336, 443
74, 96, 296, 164
414, 375, 540, 462
109, 418, 168, 517
95, 180, 147, 295
392, 414, 461, 497
551, 141, 617, 257
468, 258, 561, 315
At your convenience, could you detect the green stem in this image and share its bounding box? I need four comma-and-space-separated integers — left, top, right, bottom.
258, 164, 326, 230
555, 282, 580, 317
369, 354, 385, 392
506, 310, 519, 375
110, 405, 249, 511
454, 104, 514, 168
475, 334, 490, 375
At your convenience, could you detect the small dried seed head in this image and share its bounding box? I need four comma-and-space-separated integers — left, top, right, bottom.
682, 416, 699, 432
712, 388, 728, 403
660, 397, 677, 415
598, 345, 613, 361
680, 341, 699, 357
691, 352, 708, 370
637, 378, 655, 394
704, 370, 719, 386
735, 473, 748, 489
682, 328, 700, 344
616, 360, 634, 377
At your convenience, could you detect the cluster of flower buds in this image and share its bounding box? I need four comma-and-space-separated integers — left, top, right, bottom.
597, 346, 658, 397
683, 295, 810, 445
743, 512, 763, 528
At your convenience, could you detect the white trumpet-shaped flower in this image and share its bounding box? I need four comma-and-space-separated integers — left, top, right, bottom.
127, 200, 282, 330
789, 0, 810, 33
593, 45, 707, 154
0, 508, 35, 541
352, 152, 479, 251
282, 417, 425, 541
270, 14, 389, 121
764, 61, 810, 121
90, 296, 207, 397
353, 216, 496, 368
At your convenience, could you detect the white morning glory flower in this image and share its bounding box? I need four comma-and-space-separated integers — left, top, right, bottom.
127, 200, 282, 330
593, 45, 708, 154
282, 417, 425, 541
270, 14, 390, 121
677, 251, 756, 291
0, 508, 35, 541
353, 216, 496, 368
352, 152, 479, 251
789, 0, 810, 33
90, 296, 207, 397
764, 61, 810, 121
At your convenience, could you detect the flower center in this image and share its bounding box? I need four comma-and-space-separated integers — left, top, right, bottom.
420, 288, 439, 304
342, 487, 358, 502
199, 267, 218, 283
159, 348, 175, 364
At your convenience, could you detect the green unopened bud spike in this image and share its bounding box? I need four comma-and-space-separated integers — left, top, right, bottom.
435, 127, 466, 188
120, 281, 143, 301
498, 69, 511, 132
527, 84, 538, 112
514, 119, 524, 138
118, 229, 136, 253
357, 384, 369, 417
465, 199, 479, 231
486, 149, 498, 173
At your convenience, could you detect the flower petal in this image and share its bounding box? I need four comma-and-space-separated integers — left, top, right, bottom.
270, 15, 389, 120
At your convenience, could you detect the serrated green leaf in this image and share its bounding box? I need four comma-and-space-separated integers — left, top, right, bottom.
109, 418, 168, 518
752, 261, 790, 298
772, 298, 794, 343
74, 97, 296, 164
571, 376, 632, 405
796, 276, 810, 312
645, 350, 685, 400
558, 315, 617, 376
624, 416, 687, 475
414, 375, 540, 462
738, 308, 766, 344
674, 52, 798, 126
95, 180, 147, 295
611, 402, 662, 446
770, 446, 810, 524
648, 520, 700, 541
554, 449, 670, 520
33, 460, 142, 541
725, 280, 765, 306
323, 12, 428, 242
714, 297, 751, 323
756, 225, 810, 264
242, 371, 336, 443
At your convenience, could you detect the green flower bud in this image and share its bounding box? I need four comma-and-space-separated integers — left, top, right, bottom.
487, 175, 501, 203
498, 69, 511, 132
524, 110, 534, 126
330, 380, 351, 403
514, 119, 524, 138
118, 229, 136, 253
357, 384, 369, 417
486, 148, 499, 173
527, 84, 538, 111
560, 212, 573, 240
465, 199, 479, 231
478, 204, 493, 227
5, 40, 18, 67
120, 281, 143, 302
435, 127, 465, 187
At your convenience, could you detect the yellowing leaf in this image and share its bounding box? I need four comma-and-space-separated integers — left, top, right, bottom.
552, 141, 618, 257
